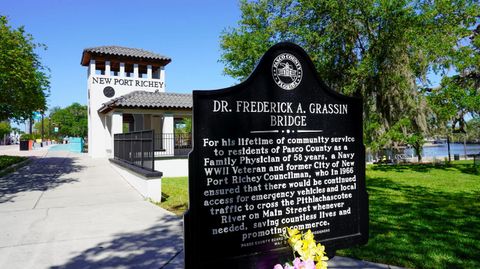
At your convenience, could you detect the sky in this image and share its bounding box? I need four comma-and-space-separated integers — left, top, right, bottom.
2, 0, 241, 110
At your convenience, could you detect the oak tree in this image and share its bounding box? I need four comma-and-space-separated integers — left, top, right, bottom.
0, 16, 49, 121
220, 0, 479, 152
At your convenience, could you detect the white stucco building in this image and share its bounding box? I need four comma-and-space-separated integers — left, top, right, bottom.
81, 46, 192, 158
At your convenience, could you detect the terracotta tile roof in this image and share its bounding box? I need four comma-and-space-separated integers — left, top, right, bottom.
99, 91, 192, 113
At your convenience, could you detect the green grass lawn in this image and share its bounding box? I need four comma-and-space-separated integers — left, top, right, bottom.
161, 161, 480, 269
161, 177, 189, 215
0, 155, 27, 171
338, 161, 480, 269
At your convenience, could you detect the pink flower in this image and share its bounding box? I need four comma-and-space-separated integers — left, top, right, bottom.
293, 258, 315, 269
273, 263, 294, 269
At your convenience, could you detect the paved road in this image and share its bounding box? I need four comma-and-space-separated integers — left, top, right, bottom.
0, 149, 182, 269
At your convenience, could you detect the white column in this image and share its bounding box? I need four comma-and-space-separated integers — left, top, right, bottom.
162, 114, 174, 155
89, 60, 96, 76
119, 62, 125, 77
90, 114, 107, 158
159, 66, 166, 92
105, 61, 111, 76
104, 114, 112, 155
147, 65, 152, 79
111, 112, 123, 157
133, 64, 139, 78
112, 112, 123, 135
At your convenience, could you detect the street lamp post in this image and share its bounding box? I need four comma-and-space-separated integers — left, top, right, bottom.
41, 112, 44, 146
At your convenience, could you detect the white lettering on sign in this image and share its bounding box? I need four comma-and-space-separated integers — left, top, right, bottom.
210, 100, 348, 127
199, 134, 358, 245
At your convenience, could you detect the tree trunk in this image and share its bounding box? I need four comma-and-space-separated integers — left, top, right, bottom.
417, 149, 422, 162
414, 143, 422, 163
29, 117, 33, 134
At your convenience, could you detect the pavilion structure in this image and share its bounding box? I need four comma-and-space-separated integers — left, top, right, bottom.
81, 46, 192, 158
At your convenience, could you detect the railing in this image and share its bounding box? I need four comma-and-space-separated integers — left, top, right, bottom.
114, 130, 155, 171
155, 133, 192, 157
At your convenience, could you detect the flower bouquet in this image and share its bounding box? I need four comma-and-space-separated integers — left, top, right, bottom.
274, 228, 329, 269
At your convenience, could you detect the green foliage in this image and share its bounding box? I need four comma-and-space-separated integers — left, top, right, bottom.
49, 103, 87, 138
428, 77, 480, 131
220, 0, 479, 150
465, 118, 480, 142
32, 116, 52, 138
0, 155, 27, 170
0, 16, 49, 121
19, 133, 35, 140
0, 121, 11, 138
427, 23, 480, 136
175, 117, 192, 134
184, 118, 192, 134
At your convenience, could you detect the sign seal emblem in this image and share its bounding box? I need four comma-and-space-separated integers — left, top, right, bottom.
272, 53, 303, 90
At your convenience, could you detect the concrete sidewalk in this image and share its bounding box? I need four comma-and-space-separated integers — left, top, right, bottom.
0, 146, 403, 269
0, 149, 182, 268
0, 144, 51, 158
